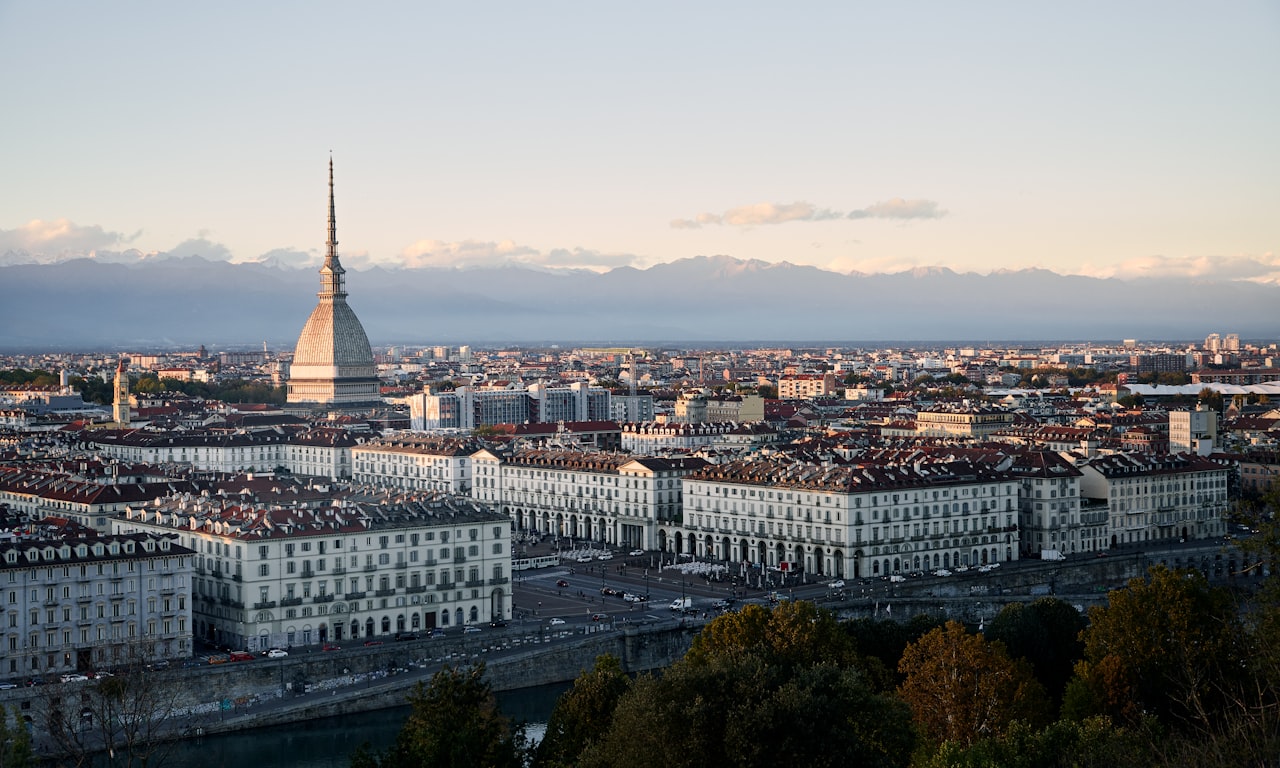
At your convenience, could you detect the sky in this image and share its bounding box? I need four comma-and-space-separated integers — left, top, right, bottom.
2, 2, 1278, 282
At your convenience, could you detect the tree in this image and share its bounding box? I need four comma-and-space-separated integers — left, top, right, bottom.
1062, 566, 1246, 729
984, 598, 1086, 706
580, 655, 914, 768
0, 705, 35, 768
898, 621, 1050, 747
33, 644, 191, 768
756, 384, 777, 399
534, 655, 632, 768
912, 717, 1151, 768
352, 662, 524, 768
686, 601, 856, 672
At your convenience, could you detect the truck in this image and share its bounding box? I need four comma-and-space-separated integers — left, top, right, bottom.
669, 597, 692, 611
1040, 549, 1065, 561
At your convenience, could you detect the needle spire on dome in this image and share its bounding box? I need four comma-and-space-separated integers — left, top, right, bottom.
319, 155, 346, 299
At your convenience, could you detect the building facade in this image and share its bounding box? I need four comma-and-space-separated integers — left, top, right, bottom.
115, 491, 511, 651
471, 447, 706, 551
1, 532, 194, 678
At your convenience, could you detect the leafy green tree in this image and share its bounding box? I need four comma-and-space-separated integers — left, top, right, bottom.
985, 598, 1086, 706
686, 601, 855, 671
913, 717, 1151, 768
756, 384, 777, 399
845, 614, 945, 689
580, 655, 914, 768
352, 663, 524, 768
534, 655, 632, 768
898, 621, 1051, 747
1062, 566, 1245, 729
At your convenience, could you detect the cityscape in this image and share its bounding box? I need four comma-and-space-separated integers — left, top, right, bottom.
3, 3, 1278, 767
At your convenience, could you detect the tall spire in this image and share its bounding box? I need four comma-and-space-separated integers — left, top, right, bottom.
326, 154, 338, 264
319, 155, 346, 299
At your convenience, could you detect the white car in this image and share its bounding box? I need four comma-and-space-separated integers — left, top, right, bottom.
463, 626, 481, 634
597, 553, 614, 560
266, 649, 288, 659
629, 549, 644, 556
827, 579, 845, 590
60, 673, 89, 683
548, 617, 566, 626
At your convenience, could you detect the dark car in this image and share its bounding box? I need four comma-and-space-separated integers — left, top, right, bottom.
322, 643, 342, 651
555, 579, 569, 588
600, 587, 621, 597
488, 620, 508, 628
394, 632, 418, 642
363, 640, 384, 647
428, 628, 446, 638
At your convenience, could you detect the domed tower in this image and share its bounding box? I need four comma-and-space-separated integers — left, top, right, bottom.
286, 158, 380, 411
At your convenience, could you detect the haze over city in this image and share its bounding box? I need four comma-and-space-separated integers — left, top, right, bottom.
2, 2, 1277, 285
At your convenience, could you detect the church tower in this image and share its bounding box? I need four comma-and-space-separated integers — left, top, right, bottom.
286, 158, 380, 411
112, 358, 131, 426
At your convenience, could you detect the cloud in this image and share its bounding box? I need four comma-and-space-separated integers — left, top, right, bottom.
672, 198, 945, 229
1076, 252, 1280, 284
846, 198, 946, 220
398, 239, 640, 272
251, 248, 321, 268
0, 218, 133, 258
151, 238, 235, 262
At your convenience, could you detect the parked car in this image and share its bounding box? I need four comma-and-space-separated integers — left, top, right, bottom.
266, 649, 288, 659
597, 553, 613, 561
362, 640, 384, 647
591, 613, 609, 622
463, 626, 481, 634
428, 628, 446, 638
394, 632, 418, 642
548, 617, 566, 626
488, 620, 508, 628
322, 643, 342, 652
629, 549, 645, 556
207, 655, 229, 665
827, 579, 846, 590
60, 673, 89, 683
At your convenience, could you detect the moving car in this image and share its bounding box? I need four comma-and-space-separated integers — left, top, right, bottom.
322, 643, 342, 652
489, 620, 508, 628
229, 651, 255, 662
463, 626, 481, 634
548, 617, 566, 626
827, 579, 846, 589
266, 648, 288, 658
591, 613, 609, 621
629, 549, 645, 556
60, 673, 89, 683
555, 579, 569, 588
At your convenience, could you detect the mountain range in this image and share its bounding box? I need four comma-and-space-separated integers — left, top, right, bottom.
1, 254, 1275, 349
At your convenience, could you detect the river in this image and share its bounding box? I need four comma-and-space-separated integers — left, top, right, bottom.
154, 682, 569, 767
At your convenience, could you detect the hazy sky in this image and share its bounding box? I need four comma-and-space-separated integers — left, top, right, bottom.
2, 2, 1277, 281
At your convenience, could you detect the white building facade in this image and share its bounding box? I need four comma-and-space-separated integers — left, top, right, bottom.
115, 491, 511, 651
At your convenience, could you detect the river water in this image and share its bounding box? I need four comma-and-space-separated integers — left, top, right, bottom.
156, 682, 569, 767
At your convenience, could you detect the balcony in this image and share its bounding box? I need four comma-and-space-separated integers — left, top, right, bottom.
313, 594, 335, 604
252, 601, 277, 610
488, 577, 509, 586
374, 588, 396, 597
301, 569, 315, 579
280, 597, 303, 607
405, 585, 427, 594
344, 591, 366, 601
362, 565, 376, 573
394, 562, 407, 570
331, 566, 347, 576
464, 579, 483, 588
219, 598, 244, 609
437, 583, 456, 592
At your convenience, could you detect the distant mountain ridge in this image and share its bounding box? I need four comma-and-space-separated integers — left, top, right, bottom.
2, 255, 1276, 349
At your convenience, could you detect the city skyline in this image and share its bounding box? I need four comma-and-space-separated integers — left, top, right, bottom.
2, 3, 1277, 284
